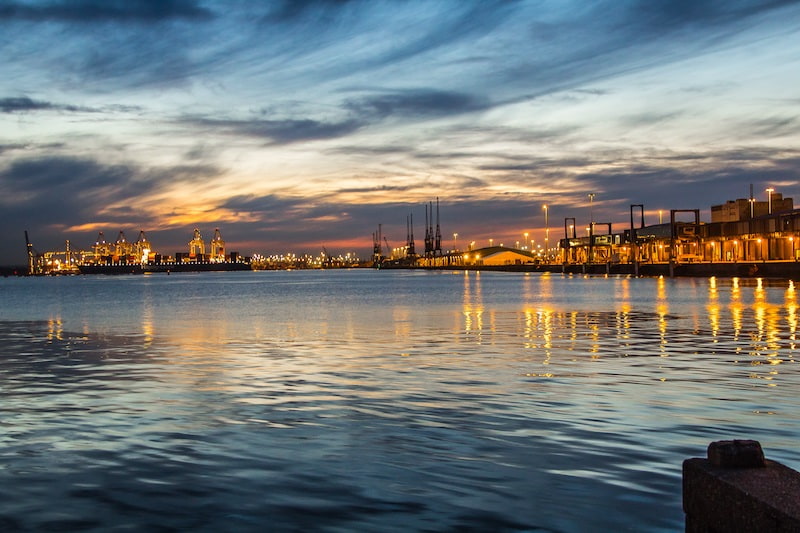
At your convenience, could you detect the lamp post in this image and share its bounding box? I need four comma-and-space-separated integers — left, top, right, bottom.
524, 232, 529, 250
543, 204, 549, 262
659, 210, 663, 224
766, 188, 774, 214
453, 233, 458, 252
489, 238, 493, 247
587, 194, 595, 263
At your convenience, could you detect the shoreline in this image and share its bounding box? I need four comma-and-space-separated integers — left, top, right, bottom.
379, 261, 800, 279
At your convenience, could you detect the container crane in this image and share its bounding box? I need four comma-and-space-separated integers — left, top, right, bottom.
321, 245, 334, 268
24, 231, 42, 275
383, 236, 393, 259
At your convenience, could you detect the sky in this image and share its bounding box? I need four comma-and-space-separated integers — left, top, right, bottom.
2, 0, 800, 264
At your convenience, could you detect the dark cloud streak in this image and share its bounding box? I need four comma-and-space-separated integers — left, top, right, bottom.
182, 117, 365, 144
180, 88, 490, 143
0, 96, 93, 113
345, 89, 491, 120
0, 0, 213, 22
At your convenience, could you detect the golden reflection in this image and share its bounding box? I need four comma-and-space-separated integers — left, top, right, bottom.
462, 271, 484, 340
657, 276, 667, 301
47, 317, 63, 341
707, 277, 720, 338
142, 293, 154, 348
589, 316, 601, 359
524, 309, 535, 349
541, 309, 553, 362
142, 314, 154, 348
786, 282, 797, 348
656, 276, 669, 356
569, 311, 578, 344
522, 308, 554, 364
539, 272, 553, 302
617, 278, 631, 338
620, 278, 630, 302
393, 307, 412, 340
750, 278, 783, 360
449, 276, 800, 385
753, 278, 767, 346
730, 277, 742, 340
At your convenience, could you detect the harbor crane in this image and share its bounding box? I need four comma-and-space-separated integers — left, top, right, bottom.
383, 236, 393, 259
321, 245, 333, 268
24, 231, 42, 275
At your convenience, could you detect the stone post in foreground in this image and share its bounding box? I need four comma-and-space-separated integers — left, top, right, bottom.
683, 440, 800, 532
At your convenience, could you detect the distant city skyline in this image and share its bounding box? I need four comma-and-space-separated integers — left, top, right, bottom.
2, 0, 800, 264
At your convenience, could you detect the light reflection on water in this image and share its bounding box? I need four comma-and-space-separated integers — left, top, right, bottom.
1, 270, 799, 532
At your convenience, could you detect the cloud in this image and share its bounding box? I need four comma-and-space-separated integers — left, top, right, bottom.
745, 115, 800, 138
345, 89, 491, 121
263, 0, 358, 24
179, 88, 491, 145
0, 1, 220, 92
0, 0, 213, 22
0, 156, 225, 258
221, 194, 308, 220
0, 143, 30, 154
182, 117, 365, 144
622, 0, 798, 31
0, 157, 154, 219
0, 96, 95, 113
492, 0, 800, 101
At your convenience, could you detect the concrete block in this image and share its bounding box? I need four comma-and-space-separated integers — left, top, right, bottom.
683, 440, 800, 532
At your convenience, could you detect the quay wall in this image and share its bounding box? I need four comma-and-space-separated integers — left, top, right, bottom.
386, 261, 800, 280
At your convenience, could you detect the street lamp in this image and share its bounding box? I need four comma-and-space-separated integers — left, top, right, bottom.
524, 232, 529, 250
489, 238, 493, 247
766, 188, 774, 214
543, 204, 549, 261
453, 233, 458, 251
588, 194, 595, 224
659, 210, 663, 224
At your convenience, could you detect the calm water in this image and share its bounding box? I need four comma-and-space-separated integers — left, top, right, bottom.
1, 269, 799, 532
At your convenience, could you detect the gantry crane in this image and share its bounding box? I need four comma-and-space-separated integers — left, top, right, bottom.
24, 231, 42, 275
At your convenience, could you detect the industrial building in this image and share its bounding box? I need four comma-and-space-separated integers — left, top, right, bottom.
28, 228, 247, 275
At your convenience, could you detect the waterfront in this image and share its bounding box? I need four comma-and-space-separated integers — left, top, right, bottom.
1, 270, 800, 531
